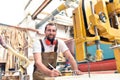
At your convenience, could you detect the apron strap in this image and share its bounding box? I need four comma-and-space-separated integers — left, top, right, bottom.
54, 40, 58, 52
40, 39, 45, 52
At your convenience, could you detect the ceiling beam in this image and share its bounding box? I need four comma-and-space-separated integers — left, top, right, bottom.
31, 0, 52, 20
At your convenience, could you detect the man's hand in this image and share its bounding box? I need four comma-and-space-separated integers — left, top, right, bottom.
49, 69, 61, 77
73, 70, 83, 75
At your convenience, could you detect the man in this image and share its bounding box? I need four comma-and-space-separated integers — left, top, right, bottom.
33, 23, 81, 80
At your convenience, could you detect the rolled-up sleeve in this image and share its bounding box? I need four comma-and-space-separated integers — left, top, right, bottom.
58, 40, 69, 53
32, 40, 41, 53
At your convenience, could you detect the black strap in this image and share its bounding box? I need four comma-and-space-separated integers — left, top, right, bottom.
40, 39, 45, 52
39, 39, 58, 52
54, 40, 58, 52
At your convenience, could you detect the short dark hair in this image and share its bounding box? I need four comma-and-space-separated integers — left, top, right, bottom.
44, 23, 57, 31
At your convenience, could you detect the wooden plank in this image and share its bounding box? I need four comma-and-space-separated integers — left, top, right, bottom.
2, 76, 19, 80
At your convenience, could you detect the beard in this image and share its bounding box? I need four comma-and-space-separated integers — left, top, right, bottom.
46, 35, 55, 44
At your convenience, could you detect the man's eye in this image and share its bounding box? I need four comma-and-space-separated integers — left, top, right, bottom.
47, 29, 56, 32
52, 30, 56, 32
47, 29, 51, 31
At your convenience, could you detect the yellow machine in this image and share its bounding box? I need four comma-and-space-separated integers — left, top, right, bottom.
73, 0, 120, 72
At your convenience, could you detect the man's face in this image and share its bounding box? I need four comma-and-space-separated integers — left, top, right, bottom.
45, 25, 57, 40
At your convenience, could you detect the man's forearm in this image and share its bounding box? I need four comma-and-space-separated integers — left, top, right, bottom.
35, 62, 51, 75
69, 58, 78, 70
64, 50, 79, 70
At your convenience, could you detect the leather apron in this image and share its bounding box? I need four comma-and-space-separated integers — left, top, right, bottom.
33, 39, 58, 80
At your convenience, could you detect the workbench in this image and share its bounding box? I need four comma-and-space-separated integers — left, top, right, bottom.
43, 73, 120, 80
